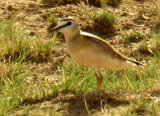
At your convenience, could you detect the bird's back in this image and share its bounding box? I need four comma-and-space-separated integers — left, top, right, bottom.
81, 31, 126, 61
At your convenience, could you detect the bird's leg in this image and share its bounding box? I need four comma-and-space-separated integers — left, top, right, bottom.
94, 70, 104, 91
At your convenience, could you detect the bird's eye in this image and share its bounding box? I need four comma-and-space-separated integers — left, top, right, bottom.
67, 21, 71, 26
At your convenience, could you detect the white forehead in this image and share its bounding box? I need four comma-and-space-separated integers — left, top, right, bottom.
57, 20, 68, 26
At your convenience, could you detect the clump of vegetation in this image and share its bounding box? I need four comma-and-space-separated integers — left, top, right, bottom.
89, 8, 116, 34
91, 8, 115, 26
107, 0, 122, 7
151, 29, 160, 58
124, 98, 159, 116
0, 55, 26, 84
122, 31, 145, 43
40, 0, 122, 7
0, 18, 56, 62
154, 0, 160, 29
41, 12, 57, 23
137, 40, 153, 56
154, 34, 160, 50
133, 0, 145, 2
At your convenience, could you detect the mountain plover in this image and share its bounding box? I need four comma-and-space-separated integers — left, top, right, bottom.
49, 17, 145, 91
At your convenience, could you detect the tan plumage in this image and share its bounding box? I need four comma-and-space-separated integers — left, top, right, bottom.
49, 17, 145, 91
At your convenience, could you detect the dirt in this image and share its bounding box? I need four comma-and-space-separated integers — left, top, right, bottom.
0, 0, 159, 115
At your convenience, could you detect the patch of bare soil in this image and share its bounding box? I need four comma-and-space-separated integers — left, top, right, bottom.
0, 0, 158, 115
14, 92, 130, 116
14, 91, 159, 115
50, 92, 129, 116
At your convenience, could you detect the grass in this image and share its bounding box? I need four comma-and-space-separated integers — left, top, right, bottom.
76, 6, 116, 34
91, 8, 115, 27
40, 0, 122, 7
85, 7, 116, 34
0, 18, 56, 62
122, 31, 145, 43
152, 28, 160, 52
0, 1, 160, 116
157, 0, 160, 22
0, 33, 159, 115
60, 62, 96, 93
153, 0, 160, 29
0, 18, 57, 115
137, 39, 153, 56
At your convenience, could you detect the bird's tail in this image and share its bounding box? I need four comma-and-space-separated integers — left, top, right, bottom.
126, 59, 146, 70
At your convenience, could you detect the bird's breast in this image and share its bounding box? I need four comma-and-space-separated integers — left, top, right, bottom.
67, 45, 107, 69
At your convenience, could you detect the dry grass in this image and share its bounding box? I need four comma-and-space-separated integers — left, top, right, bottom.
0, 0, 160, 116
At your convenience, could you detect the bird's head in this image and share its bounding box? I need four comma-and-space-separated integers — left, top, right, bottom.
49, 17, 80, 36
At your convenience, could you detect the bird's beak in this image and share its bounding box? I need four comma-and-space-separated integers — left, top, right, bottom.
50, 23, 69, 32
49, 23, 69, 32
49, 25, 61, 32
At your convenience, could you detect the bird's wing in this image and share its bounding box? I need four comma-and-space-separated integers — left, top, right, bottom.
81, 31, 146, 69
81, 31, 126, 61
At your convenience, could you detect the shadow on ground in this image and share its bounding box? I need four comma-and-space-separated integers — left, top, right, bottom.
50, 92, 130, 116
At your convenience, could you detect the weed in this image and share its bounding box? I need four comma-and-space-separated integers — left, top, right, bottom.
91, 8, 115, 27
152, 29, 160, 51
88, 8, 116, 34
133, 0, 145, 2
157, 0, 160, 24
153, 0, 160, 29
122, 31, 145, 43
137, 39, 153, 55
0, 55, 29, 85
107, 0, 122, 7
0, 18, 29, 61
40, 0, 122, 7
42, 12, 57, 23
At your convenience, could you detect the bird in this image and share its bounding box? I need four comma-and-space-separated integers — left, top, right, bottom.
49, 17, 145, 91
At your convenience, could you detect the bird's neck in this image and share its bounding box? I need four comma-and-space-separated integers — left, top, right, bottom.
63, 28, 81, 45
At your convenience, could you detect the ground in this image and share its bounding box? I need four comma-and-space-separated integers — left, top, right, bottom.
0, 0, 160, 115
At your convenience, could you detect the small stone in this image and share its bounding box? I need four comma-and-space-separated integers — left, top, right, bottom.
30, 31, 35, 36
7, 5, 13, 11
